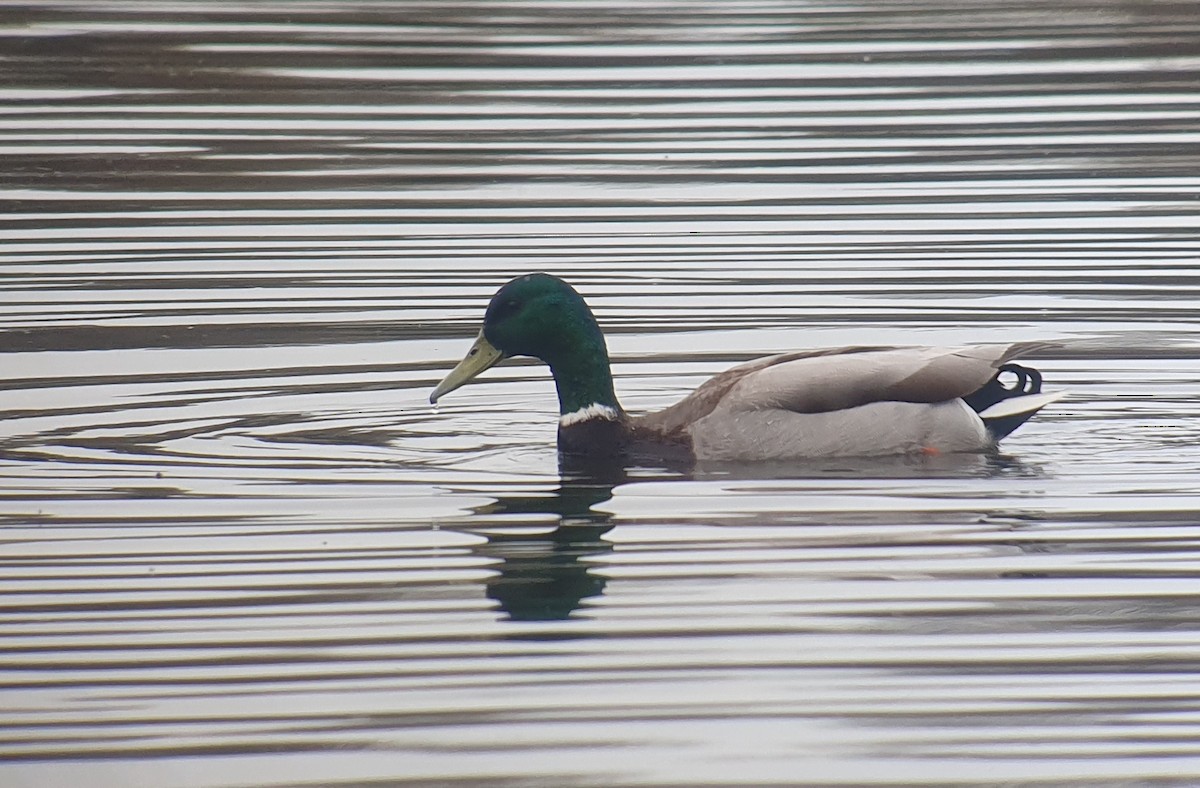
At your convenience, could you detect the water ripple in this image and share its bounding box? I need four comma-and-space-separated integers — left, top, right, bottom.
5, 1, 1200, 786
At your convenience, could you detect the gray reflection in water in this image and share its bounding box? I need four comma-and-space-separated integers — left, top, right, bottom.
692, 448, 1047, 482
462, 451, 1047, 622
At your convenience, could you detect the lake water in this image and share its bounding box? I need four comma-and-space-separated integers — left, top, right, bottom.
5, 1, 1200, 786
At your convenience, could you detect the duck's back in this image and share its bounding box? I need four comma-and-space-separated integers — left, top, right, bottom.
634, 343, 1052, 461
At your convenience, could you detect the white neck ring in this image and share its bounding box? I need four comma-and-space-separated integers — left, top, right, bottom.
559, 403, 620, 427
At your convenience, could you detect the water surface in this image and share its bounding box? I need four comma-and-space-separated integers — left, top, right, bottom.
4, 1, 1200, 786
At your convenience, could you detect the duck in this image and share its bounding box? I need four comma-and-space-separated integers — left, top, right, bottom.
430, 273, 1065, 463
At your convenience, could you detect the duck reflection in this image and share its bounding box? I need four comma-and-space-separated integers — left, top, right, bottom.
691, 449, 1043, 481
465, 451, 1041, 621
469, 462, 634, 621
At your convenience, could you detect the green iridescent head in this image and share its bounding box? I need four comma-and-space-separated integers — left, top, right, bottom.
430, 273, 621, 415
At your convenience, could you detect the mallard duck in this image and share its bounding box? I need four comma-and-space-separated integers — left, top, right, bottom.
430, 273, 1064, 462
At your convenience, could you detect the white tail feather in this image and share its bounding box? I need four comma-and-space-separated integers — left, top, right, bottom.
978, 390, 1067, 421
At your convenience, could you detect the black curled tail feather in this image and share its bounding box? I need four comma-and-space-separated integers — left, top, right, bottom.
962, 363, 1043, 414
964, 362, 1048, 442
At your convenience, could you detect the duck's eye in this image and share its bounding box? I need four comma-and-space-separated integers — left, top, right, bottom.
494, 298, 520, 319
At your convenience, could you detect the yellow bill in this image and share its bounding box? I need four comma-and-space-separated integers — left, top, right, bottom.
430, 331, 506, 404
